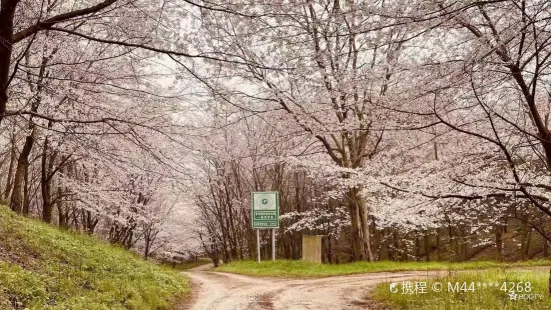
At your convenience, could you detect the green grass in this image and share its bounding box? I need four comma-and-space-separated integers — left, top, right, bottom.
215, 259, 551, 278
0, 205, 189, 309
372, 269, 551, 309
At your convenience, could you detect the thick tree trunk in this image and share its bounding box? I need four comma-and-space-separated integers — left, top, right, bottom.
348, 202, 364, 261
0, 2, 17, 127
347, 187, 373, 261
10, 132, 35, 213
358, 202, 374, 261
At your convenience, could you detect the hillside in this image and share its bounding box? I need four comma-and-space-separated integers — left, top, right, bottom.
0, 206, 189, 309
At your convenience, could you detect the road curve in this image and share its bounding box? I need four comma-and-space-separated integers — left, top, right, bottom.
184, 265, 443, 310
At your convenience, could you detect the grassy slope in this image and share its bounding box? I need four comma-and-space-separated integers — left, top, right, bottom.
0, 206, 189, 309
215, 259, 551, 278
372, 269, 551, 309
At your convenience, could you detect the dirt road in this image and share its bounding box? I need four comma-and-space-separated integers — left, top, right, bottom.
184, 264, 443, 310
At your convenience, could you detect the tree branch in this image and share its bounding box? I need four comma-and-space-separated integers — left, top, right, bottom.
12, 0, 119, 43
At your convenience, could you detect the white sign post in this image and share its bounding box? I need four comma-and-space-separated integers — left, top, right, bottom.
252, 192, 279, 262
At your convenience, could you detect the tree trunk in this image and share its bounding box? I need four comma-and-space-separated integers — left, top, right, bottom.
392, 231, 398, 261
450, 226, 460, 261
327, 234, 333, 264
3, 138, 16, 200
359, 202, 374, 261
436, 230, 441, 261
0, 2, 17, 127
349, 202, 364, 261
544, 237, 549, 258
424, 233, 431, 262
40, 128, 59, 223
520, 214, 531, 260
495, 226, 503, 262
348, 187, 373, 261
460, 227, 467, 261
10, 132, 35, 213
415, 236, 421, 261
22, 164, 29, 215
57, 186, 68, 228
41, 155, 52, 222
85, 211, 98, 234
144, 238, 151, 259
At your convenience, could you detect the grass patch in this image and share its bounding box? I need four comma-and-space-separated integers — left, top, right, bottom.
215, 259, 551, 278
372, 269, 551, 309
0, 205, 189, 309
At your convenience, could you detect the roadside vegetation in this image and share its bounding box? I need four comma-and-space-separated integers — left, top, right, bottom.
372, 269, 551, 309
215, 259, 551, 278
0, 206, 189, 309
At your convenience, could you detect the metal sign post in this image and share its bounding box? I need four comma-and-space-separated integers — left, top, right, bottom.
257, 229, 261, 263
252, 192, 280, 262
271, 229, 275, 261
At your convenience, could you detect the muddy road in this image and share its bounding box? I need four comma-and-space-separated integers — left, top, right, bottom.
183, 264, 443, 310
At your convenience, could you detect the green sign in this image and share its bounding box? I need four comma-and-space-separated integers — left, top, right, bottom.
252, 192, 279, 229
